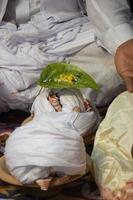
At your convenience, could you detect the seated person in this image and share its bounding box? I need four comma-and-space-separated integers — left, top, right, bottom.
0, 0, 133, 113
91, 91, 133, 200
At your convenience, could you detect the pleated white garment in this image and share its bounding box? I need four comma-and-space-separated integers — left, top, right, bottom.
5, 89, 100, 184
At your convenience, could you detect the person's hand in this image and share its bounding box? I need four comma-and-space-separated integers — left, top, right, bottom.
115, 39, 133, 92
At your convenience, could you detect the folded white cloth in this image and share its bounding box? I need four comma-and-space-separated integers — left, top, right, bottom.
31, 89, 86, 114
5, 113, 87, 183
5, 88, 100, 184
31, 89, 100, 136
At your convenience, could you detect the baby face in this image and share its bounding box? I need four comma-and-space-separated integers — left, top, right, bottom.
48, 94, 62, 112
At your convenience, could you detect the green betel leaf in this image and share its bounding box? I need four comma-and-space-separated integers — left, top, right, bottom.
38, 63, 100, 90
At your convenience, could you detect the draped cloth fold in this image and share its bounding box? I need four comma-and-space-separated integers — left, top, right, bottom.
5, 89, 100, 184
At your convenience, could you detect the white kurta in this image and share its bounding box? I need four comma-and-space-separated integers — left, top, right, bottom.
0, 0, 132, 111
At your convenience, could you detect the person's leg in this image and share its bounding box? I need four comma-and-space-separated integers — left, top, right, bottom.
0, 69, 40, 112
91, 91, 133, 200
3, 0, 16, 22
67, 42, 126, 107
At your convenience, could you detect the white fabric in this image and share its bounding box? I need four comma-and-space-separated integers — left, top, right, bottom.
29, 0, 40, 17
68, 43, 126, 106
0, 16, 95, 111
0, 0, 132, 111
86, 0, 133, 54
0, 0, 8, 22
16, 0, 30, 24
31, 89, 100, 135
59, 89, 85, 112
1, 0, 133, 54
31, 89, 55, 114
5, 88, 100, 184
0, 17, 94, 111
6, 16, 90, 49
40, 0, 81, 20
0, 69, 40, 111
5, 113, 86, 184
31, 88, 86, 114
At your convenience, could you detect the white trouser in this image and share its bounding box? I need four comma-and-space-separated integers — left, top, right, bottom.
68, 42, 125, 106
0, 42, 125, 112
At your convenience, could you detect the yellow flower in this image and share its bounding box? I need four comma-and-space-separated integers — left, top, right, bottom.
58, 74, 76, 83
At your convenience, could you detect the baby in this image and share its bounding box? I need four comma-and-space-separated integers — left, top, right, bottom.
5, 88, 100, 188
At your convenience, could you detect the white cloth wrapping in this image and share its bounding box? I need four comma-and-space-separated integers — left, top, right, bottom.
5, 89, 100, 184
31, 89, 100, 136
31, 89, 86, 114
5, 113, 86, 184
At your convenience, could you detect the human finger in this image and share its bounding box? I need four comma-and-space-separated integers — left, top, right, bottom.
124, 77, 133, 92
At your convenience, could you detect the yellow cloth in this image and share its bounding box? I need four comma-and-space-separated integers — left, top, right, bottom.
91, 91, 133, 199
